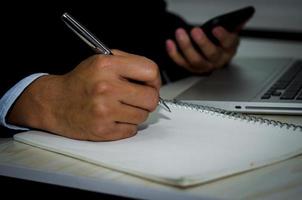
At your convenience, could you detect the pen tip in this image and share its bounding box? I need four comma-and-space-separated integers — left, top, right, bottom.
160, 98, 171, 112
166, 106, 171, 112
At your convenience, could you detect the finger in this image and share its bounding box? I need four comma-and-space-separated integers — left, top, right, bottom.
118, 80, 159, 112
113, 123, 138, 140
106, 50, 160, 84
119, 55, 160, 90
191, 27, 222, 62
115, 102, 149, 125
89, 123, 138, 141
175, 28, 206, 68
165, 39, 190, 68
212, 26, 239, 50
97, 53, 161, 91
95, 95, 149, 125
91, 77, 159, 112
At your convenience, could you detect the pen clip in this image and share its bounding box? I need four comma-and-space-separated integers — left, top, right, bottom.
61, 12, 112, 55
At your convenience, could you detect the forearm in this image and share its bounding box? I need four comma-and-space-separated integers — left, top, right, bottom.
0, 73, 48, 130
6, 75, 64, 133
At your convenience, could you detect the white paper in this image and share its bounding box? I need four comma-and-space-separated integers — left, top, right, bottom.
14, 102, 302, 187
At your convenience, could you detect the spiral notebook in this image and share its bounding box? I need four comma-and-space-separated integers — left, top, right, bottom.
14, 100, 302, 187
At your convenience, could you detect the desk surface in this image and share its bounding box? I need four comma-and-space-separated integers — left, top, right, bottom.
1, 74, 302, 200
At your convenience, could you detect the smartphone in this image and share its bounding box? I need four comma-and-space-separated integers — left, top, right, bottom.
201, 6, 255, 45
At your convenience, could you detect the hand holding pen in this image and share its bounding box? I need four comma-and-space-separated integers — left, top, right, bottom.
6, 13, 169, 143
61, 13, 170, 112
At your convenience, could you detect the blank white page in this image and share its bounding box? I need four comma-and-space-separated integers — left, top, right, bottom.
14, 102, 302, 187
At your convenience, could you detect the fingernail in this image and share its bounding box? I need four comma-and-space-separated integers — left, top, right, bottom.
176, 28, 186, 40
165, 40, 174, 52
191, 27, 204, 40
213, 27, 224, 38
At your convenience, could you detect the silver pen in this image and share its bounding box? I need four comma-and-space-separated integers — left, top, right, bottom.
61, 12, 171, 112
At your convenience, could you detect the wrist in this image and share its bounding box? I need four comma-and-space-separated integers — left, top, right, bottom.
7, 74, 64, 133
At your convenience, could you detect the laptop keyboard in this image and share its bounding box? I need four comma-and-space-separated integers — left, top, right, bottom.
261, 60, 302, 100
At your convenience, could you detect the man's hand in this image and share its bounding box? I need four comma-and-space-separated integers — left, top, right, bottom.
165, 26, 239, 74
7, 50, 161, 141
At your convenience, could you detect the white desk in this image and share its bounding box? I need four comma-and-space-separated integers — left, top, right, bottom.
1, 72, 302, 199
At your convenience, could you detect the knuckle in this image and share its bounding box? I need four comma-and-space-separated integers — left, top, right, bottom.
92, 80, 113, 95
91, 102, 111, 118
94, 55, 112, 70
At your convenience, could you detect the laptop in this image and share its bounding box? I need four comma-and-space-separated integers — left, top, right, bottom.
175, 57, 302, 115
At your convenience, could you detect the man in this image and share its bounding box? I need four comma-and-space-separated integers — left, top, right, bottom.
0, 0, 240, 141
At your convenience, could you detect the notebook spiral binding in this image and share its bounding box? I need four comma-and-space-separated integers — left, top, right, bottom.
168, 99, 302, 132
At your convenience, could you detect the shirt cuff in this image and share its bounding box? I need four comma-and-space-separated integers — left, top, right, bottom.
0, 73, 49, 130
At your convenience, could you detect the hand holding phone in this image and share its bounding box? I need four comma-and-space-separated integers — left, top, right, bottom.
201, 6, 255, 45
166, 6, 255, 74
